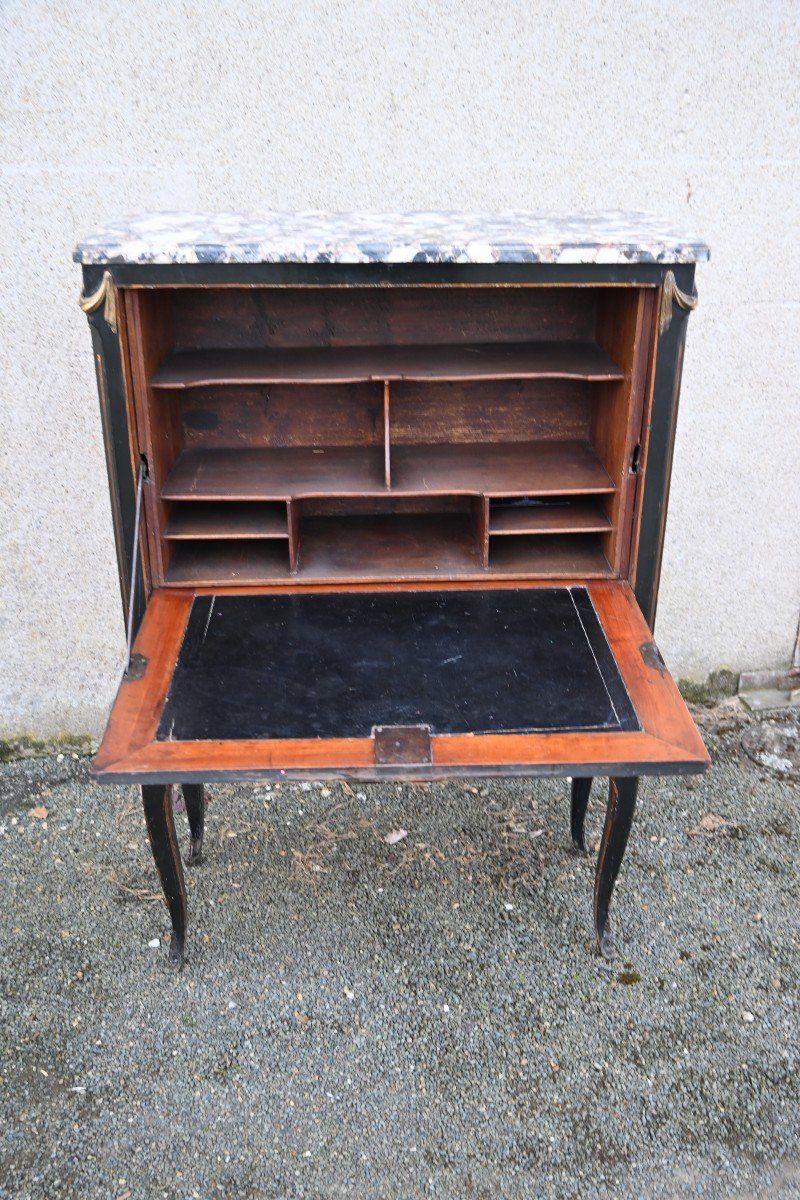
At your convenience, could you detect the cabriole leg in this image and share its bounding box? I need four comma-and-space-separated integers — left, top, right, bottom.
570, 776, 593, 851
182, 783, 206, 866
142, 784, 188, 967
593, 776, 638, 959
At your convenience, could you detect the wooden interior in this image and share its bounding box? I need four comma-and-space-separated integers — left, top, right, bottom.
122, 284, 654, 590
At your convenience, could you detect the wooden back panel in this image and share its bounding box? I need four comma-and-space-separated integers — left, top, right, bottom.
170, 285, 598, 350
177, 383, 385, 449
390, 379, 590, 444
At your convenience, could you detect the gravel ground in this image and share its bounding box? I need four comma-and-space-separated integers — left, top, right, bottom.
1, 701, 798, 1199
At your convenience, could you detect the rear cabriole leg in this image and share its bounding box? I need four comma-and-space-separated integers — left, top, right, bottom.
182, 783, 206, 866
570, 776, 593, 852
142, 784, 188, 967
593, 776, 638, 959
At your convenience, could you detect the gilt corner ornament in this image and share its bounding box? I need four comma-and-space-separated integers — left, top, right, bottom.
79, 269, 117, 333
659, 270, 699, 335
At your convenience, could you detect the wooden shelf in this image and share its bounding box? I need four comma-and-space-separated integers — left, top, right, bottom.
151, 341, 623, 388
165, 519, 480, 586
298, 515, 481, 579
297, 518, 612, 581
165, 540, 291, 585
489, 535, 612, 578
490, 498, 612, 536
391, 441, 615, 497
162, 446, 387, 501
163, 518, 613, 586
162, 441, 614, 502
165, 501, 288, 540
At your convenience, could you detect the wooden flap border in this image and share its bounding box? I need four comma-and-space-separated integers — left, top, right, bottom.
93, 579, 708, 783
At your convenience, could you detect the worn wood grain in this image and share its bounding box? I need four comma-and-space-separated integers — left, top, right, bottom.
179, 383, 385, 449
169, 285, 598, 351
389, 379, 590, 445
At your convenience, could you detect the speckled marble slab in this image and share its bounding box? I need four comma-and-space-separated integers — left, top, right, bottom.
74, 211, 709, 267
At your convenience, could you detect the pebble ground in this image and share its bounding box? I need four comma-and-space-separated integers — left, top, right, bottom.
1, 701, 798, 1199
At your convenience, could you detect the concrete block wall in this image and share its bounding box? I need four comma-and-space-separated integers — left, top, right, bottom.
1, 1, 798, 737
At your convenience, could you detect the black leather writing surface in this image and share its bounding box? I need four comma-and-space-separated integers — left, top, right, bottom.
156, 587, 639, 742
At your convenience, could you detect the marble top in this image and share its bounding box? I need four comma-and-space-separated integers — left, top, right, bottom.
74, 211, 709, 267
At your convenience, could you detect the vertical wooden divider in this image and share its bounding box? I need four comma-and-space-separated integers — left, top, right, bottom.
472, 496, 490, 567
593, 287, 651, 575
615, 288, 656, 578
124, 290, 177, 587
287, 499, 300, 573
383, 380, 391, 489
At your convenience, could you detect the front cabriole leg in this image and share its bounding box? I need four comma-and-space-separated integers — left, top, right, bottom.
182, 783, 206, 866
570, 777, 593, 851
142, 784, 188, 967
593, 776, 638, 958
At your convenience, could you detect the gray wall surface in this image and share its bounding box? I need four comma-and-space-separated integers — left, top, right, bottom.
1, 1, 799, 739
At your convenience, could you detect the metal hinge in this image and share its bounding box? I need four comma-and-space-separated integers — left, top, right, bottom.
640, 641, 667, 673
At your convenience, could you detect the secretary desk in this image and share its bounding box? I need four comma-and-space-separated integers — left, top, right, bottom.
76, 211, 709, 966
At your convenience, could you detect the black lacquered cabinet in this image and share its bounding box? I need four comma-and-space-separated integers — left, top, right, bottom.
76, 212, 709, 965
